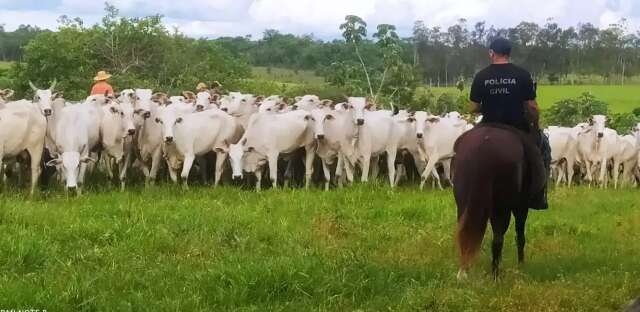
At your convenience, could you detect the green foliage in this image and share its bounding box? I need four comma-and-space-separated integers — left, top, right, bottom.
9, 5, 250, 100
608, 112, 640, 134
407, 87, 467, 114
340, 15, 368, 44
543, 92, 609, 126
632, 107, 640, 117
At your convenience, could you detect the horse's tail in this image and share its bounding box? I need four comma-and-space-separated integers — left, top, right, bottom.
455, 186, 491, 271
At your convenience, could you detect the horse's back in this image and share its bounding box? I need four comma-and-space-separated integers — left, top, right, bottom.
453, 126, 525, 207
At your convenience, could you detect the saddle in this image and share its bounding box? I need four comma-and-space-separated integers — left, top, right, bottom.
455, 122, 546, 197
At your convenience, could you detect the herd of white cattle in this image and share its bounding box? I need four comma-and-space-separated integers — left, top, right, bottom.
1, 84, 639, 195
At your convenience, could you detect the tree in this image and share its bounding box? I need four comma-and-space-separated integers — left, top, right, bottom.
340, 15, 374, 98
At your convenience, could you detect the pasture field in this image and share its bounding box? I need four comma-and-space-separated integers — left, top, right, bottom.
252, 66, 325, 85
429, 85, 640, 113
0, 184, 638, 311
0, 61, 12, 70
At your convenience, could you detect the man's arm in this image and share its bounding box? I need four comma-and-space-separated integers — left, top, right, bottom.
469, 101, 481, 113
469, 74, 483, 114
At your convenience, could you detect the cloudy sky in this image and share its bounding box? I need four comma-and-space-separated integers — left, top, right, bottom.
1, 0, 639, 39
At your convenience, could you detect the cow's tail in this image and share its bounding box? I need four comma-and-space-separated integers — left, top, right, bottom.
455, 190, 491, 271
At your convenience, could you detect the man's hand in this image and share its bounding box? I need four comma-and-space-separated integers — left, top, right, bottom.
525, 100, 540, 129
469, 101, 481, 114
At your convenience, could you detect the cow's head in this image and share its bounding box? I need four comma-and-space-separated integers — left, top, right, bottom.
46, 147, 94, 191
309, 108, 335, 140
258, 96, 289, 113
134, 89, 153, 121
195, 91, 218, 112
101, 102, 130, 160
589, 115, 607, 139
228, 140, 247, 179
292, 95, 321, 111
413, 111, 439, 139
155, 105, 185, 143
347, 97, 375, 126
29, 80, 57, 116
219, 92, 257, 115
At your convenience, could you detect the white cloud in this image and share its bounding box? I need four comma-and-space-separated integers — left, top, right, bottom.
1, 0, 639, 38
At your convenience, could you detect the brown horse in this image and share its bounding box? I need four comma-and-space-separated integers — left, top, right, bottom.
453, 125, 530, 280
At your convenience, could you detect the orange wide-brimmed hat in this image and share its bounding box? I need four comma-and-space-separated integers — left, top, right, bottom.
94, 71, 112, 81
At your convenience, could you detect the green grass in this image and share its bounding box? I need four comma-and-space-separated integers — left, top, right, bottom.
0, 184, 638, 311
252, 66, 325, 85
0, 61, 13, 70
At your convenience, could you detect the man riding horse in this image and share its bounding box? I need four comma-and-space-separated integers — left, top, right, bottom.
453, 38, 551, 279
469, 37, 549, 210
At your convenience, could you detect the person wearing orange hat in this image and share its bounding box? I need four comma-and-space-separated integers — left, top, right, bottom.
90, 70, 114, 95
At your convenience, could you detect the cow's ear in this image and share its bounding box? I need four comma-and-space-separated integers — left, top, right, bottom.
427, 117, 440, 123
109, 106, 118, 114
407, 117, 415, 122
255, 95, 264, 103
53, 91, 63, 99
295, 96, 302, 102
321, 99, 333, 107
325, 114, 334, 120
277, 103, 287, 110
175, 117, 183, 123
2, 89, 14, 99
45, 158, 62, 167
81, 156, 96, 163
210, 94, 220, 104
246, 146, 255, 152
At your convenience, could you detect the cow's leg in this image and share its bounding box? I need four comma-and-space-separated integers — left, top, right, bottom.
321, 159, 331, 191
342, 154, 355, 183
613, 159, 621, 189
566, 158, 575, 187
360, 154, 371, 183
268, 153, 279, 188
599, 158, 608, 188
119, 152, 132, 191
27, 146, 43, 196
442, 159, 453, 185
394, 163, 405, 186
304, 146, 315, 189
148, 148, 162, 185
370, 155, 380, 181
196, 155, 208, 184
167, 162, 178, 184
214, 151, 227, 187
386, 149, 397, 187
335, 155, 344, 188
181, 154, 195, 188
255, 167, 263, 192
0, 153, 4, 191
420, 157, 439, 190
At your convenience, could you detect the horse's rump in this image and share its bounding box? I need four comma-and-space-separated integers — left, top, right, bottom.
452, 125, 526, 268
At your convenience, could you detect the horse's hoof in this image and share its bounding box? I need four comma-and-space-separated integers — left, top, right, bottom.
456, 269, 468, 280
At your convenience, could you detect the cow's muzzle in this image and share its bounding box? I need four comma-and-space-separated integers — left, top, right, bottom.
128, 129, 136, 136
317, 134, 325, 140
44, 109, 52, 116
416, 133, 423, 139
143, 111, 151, 119
232, 174, 242, 180
165, 136, 174, 143
356, 119, 364, 126
597, 132, 604, 138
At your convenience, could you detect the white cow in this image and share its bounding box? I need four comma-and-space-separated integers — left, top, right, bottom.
576, 115, 618, 187
0, 100, 47, 194
546, 125, 582, 186
226, 110, 315, 190
345, 97, 401, 186
46, 102, 95, 194
413, 111, 467, 190
612, 134, 639, 188
309, 106, 357, 190
135, 96, 165, 185
157, 103, 237, 187
219, 92, 259, 132
292, 95, 324, 111
258, 96, 290, 113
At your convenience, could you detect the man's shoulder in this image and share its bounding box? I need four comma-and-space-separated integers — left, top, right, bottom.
510, 64, 532, 77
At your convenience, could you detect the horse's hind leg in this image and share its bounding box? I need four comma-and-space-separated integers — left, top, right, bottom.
490, 210, 510, 280
514, 207, 529, 264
